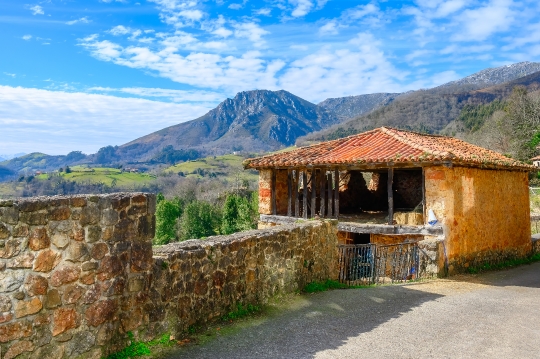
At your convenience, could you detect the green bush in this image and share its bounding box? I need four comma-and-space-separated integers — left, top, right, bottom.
178, 200, 221, 240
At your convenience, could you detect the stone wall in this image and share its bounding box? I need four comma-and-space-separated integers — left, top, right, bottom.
152, 220, 338, 334
0, 194, 338, 358
0, 193, 156, 359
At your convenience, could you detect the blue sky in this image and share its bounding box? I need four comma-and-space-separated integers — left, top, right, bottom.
1, 0, 540, 155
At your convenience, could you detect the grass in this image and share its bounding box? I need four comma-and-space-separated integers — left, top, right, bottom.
302, 279, 374, 293
221, 303, 261, 321
467, 252, 540, 274
37, 166, 156, 187
165, 154, 258, 182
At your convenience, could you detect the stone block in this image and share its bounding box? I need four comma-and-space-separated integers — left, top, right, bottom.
97, 256, 123, 281
52, 308, 79, 336
33, 249, 61, 272
85, 299, 117, 327
44, 289, 61, 309
70, 197, 87, 208
0, 320, 32, 342
80, 205, 100, 226
15, 297, 42, 318
85, 225, 102, 243
66, 331, 96, 357
90, 243, 108, 260
0, 207, 19, 225
0, 270, 25, 293
0, 296, 12, 312
51, 266, 81, 287
12, 224, 29, 237
0, 239, 24, 259
81, 261, 98, 271
48, 207, 71, 221
4, 340, 34, 359
7, 252, 34, 269
33, 344, 65, 359
0, 224, 9, 239
19, 211, 48, 226
131, 242, 152, 272
62, 284, 84, 304
51, 233, 69, 249
24, 274, 48, 296
83, 284, 101, 304
66, 241, 89, 262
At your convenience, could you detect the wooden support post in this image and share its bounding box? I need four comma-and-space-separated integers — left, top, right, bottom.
327, 172, 333, 217
387, 168, 394, 225
311, 169, 317, 218
303, 171, 308, 219
422, 167, 426, 223
320, 170, 326, 217
287, 169, 292, 217
294, 170, 299, 217
334, 169, 339, 219
271, 169, 277, 215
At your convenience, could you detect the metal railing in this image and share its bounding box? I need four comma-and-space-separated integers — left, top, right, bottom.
338, 242, 434, 286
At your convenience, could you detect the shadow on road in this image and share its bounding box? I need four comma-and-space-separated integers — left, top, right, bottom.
166, 284, 444, 359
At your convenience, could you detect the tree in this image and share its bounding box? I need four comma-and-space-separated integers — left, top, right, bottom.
154, 197, 184, 245
65, 166, 72, 174
221, 193, 258, 235
95, 146, 119, 164
178, 200, 221, 240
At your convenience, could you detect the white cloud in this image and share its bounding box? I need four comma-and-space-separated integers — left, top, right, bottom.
22, 35, 32, 41
279, 33, 405, 102
228, 3, 243, 10
452, 0, 515, 41
148, 0, 205, 26
318, 21, 338, 35
3, 73, 16, 78
233, 22, 269, 47
255, 8, 272, 16
213, 27, 233, 38
0, 86, 213, 155
346, 3, 379, 19
109, 25, 131, 35
66, 17, 91, 25
29, 5, 44, 15
290, 0, 314, 17
89, 86, 225, 103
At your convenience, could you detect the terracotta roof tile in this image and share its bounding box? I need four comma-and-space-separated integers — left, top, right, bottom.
244, 127, 534, 171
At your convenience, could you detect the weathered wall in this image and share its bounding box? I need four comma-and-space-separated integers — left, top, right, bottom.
425, 166, 531, 274
0, 194, 338, 358
258, 170, 272, 215
0, 193, 156, 359
152, 220, 338, 334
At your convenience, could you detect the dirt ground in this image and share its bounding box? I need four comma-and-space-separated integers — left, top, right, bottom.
164, 263, 540, 359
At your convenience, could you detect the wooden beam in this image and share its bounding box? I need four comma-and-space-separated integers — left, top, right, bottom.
327, 172, 333, 217
287, 169, 292, 217
294, 170, 299, 217
387, 168, 394, 225
422, 167, 426, 223
320, 169, 326, 217
334, 169, 340, 219
303, 171, 308, 219
271, 169, 277, 215
311, 170, 317, 218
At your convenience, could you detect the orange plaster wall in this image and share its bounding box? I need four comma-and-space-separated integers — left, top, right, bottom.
370, 234, 424, 246
424, 166, 531, 273
259, 169, 272, 215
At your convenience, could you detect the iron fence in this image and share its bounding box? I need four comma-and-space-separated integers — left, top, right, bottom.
338, 242, 434, 286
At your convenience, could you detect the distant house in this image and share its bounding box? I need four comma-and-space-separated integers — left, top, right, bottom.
244, 127, 535, 275
531, 155, 540, 167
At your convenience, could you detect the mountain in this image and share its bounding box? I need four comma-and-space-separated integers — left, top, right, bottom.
1, 152, 87, 174
299, 65, 540, 144
435, 61, 540, 91
116, 90, 339, 161
318, 93, 399, 121
0, 156, 5, 162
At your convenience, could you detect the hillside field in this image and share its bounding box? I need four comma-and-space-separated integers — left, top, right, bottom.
36, 166, 157, 187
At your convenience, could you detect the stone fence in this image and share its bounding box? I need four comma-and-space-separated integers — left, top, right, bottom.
0, 194, 338, 359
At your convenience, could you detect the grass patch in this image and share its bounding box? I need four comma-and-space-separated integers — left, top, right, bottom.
221, 303, 261, 321
303, 279, 378, 293
104, 332, 175, 359
467, 253, 540, 274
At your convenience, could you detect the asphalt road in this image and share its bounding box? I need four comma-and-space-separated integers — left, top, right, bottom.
167, 263, 540, 359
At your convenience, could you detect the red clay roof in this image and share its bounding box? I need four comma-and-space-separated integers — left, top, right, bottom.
244, 127, 534, 171
531, 155, 540, 161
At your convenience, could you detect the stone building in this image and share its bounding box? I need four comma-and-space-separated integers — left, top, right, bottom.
531, 155, 540, 167
244, 127, 535, 274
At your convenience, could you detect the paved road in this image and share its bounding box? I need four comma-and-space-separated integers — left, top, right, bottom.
167, 263, 540, 359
